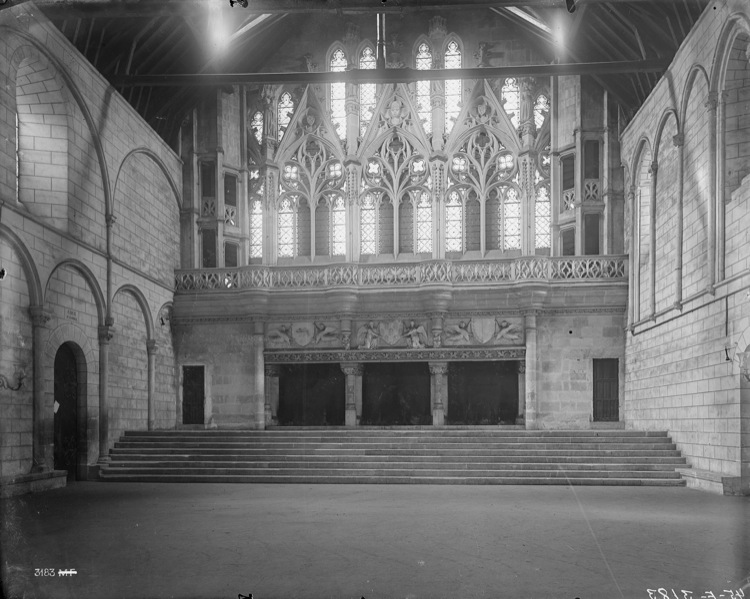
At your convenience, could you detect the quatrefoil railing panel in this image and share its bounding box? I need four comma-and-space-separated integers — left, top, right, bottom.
175, 256, 627, 292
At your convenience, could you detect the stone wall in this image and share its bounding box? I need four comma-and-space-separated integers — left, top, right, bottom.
536, 312, 626, 429
620, 0, 750, 488
0, 5, 181, 480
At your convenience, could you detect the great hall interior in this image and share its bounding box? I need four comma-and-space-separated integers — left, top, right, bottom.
0, 0, 749, 502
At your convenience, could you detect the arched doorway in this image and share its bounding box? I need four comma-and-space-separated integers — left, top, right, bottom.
54, 344, 79, 479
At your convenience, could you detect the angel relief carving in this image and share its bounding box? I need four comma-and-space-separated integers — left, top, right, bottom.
443, 317, 524, 346
403, 320, 429, 348
356, 321, 381, 349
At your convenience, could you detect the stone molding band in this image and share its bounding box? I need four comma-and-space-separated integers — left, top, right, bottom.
264, 347, 526, 363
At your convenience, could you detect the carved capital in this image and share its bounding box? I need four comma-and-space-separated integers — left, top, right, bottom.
29, 306, 52, 328
98, 325, 115, 344
264, 363, 281, 377
705, 92, 719, 112
105, 214, 117, 228
146, 339, 157, 355
518, 362, 526, 374
340, 362, 364, 377
649, 160, 658, 176
428, 362, 448, 375
672, 133, 684, 148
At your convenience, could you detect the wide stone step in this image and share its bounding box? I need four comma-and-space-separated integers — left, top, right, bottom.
121, 430, 669, 439
106, 454, 687, 465
101, 429, 688, 486
113, 441, 677, 451
98, 472, 687, 486
105, 460, 684, 472
108, 447, 683, 458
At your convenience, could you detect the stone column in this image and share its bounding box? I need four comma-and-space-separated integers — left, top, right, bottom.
29, 306, 51, 472
516, 361, 526, 425
648, 160, 658, 319
705, 92, 719, 293
429, 362, 448, 426
146, 339, 157, 431
341, 363, 363, 427
97, 321, 114, 464
523, 312, 538, 429
264, 363, 280, 425
252, 321, 265, 429
672, 134, 684, 309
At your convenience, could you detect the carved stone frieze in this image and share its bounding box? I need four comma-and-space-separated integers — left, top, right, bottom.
266, 321, 341, 348
264, 347, 525, 364
443, 317, 524, 346
354, 319, 431, 349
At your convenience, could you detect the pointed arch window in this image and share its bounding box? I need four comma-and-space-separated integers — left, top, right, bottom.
249, 169, 264, 260
416, 191, 433, 253
330, 48, 348, 141
251, 110, 264, 144
445, 190, 463, 252
444, 40, 462, 135
535, 178, 551, 250
278, 92, 294, 141
359, 46, 377, 137
501, 78, 520, 129
415, 42, 433, 136
277, 197, 296, 257
504, 187, 521, 250
331, 195, 346, 256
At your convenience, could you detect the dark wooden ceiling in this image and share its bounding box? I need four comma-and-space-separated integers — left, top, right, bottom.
10, 0, 709, 149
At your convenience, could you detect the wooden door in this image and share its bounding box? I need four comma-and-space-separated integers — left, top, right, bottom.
182, 366, 205, 425
593, 358, 619, 422
54, 344, 78, 479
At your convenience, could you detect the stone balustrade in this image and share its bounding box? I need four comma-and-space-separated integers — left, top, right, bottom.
174, 255, 627, 292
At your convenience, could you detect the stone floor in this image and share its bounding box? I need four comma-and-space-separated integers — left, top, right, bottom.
1, 482, 748, 599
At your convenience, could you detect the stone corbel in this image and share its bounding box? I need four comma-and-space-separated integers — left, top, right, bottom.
0, 368, 26, 391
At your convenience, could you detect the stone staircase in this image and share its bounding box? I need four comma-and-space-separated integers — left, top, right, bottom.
99, 428, 688, 486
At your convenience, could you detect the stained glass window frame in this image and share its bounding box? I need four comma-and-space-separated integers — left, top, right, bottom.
443, 38, 462, 136
359, 45, 377, 138
445, 189, 463, 253
251, 110, 264, 145
329, 46, 348, 142
501, 78, 520, 129
415, 40, 433, 136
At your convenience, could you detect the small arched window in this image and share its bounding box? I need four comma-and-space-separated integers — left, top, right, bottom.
251, 110, 264, 144
249, 181, 263, 260
535, 181, 551, 250
331, 195, 346, 256
501, 78, 520, 129
277, 92, 294, 141
444, 40, 462, 135
415, 42, 433, 135
359, 46, 377, 137
504, 188, 521, 251
445, 190, 463, 252
330, 48, 348, 141
277, 196, 296, 257
416, 191, 433, 253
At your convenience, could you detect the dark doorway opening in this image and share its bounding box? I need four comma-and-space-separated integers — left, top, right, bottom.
278, 364, 345, 425
593, 358, 619, 421
362, 363, 431, 425
182, 366, 205, 425
54, 343, 79, 480
448, 361, 519, 425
